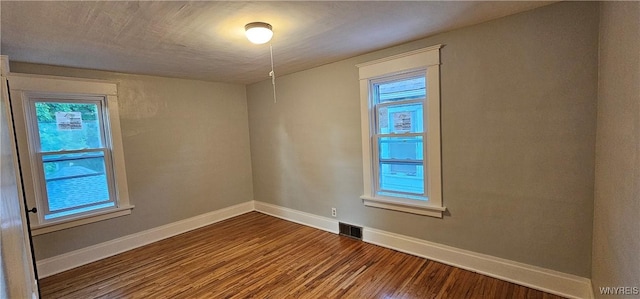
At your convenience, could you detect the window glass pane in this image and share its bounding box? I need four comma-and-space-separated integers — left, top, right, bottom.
379, 161, 424, 195
42, 152, 112, 219
34, 102, 103, 152
379, 136, 423, 161
378, 103, 423, 134
375, 76, 425, 103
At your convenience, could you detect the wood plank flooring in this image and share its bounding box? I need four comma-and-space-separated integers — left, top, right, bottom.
40, 212, 566, 299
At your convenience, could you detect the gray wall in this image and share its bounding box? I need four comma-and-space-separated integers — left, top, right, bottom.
247, 1, 598, 277
10, 63, 254, 260
592, 1, 640, 296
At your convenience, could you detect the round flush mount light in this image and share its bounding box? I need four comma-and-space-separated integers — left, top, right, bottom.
245, 22, 273, 44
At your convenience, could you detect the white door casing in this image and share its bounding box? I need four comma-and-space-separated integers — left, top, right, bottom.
0, 55, 39, 298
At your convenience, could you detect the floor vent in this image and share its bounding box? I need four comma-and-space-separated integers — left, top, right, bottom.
339, 222, 363, 240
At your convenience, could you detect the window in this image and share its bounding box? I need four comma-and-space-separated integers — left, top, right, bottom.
9, 74, 132, 235
29, 99, 117, 220
374, 73, 426, 198
357, 45, 445, 217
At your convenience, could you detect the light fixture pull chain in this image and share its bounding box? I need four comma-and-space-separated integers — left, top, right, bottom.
269, 43, 277, 103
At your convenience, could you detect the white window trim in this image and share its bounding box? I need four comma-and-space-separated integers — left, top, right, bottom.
357, 45, 445, 218
8, 73, 133, 235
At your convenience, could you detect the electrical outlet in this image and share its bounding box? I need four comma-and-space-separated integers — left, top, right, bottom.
331, 208, 337, 217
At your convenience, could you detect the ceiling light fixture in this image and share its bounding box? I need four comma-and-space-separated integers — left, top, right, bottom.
245, 22, 277, 103
244, 22, 273, 45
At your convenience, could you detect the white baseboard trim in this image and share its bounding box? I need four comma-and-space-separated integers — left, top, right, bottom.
37, 200, 592, 299
364, 227, 593, 299
253, 201, 593, 299
36, 201, 254, 278
254, 201, 338, 234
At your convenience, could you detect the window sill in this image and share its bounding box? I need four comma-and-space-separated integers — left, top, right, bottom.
31, 205, 134, 236
360, 195, 445, 218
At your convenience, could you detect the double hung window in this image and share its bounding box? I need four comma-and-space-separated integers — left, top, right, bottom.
9, 74, 132, 235
373, 73, 426, 199
28, 98, 117, 220
358, 46, 445, 217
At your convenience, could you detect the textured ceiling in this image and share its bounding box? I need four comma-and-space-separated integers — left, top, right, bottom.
1, 1, 553, 84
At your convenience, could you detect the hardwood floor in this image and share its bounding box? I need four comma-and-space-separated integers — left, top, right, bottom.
40, 212, 566, 299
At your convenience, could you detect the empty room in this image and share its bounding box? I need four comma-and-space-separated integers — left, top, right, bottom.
0, 1, 638, 298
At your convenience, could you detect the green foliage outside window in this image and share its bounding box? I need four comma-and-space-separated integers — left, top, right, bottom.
35, 102, 98, 122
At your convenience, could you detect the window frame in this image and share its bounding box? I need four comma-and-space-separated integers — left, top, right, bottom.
8, 73, 133, 235
371, 71, 427, 199
357, 45, 445, 218
25, 96, 119, 220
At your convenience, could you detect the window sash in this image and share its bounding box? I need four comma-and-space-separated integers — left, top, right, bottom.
31, 98, 108, 153
371, 73, 428, 199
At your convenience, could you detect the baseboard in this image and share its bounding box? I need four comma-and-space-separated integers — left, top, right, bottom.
253, 201, 593, 299
37, 200, 593, 299
253, 201, 338, 234
36, 201, 254, 278
364, 227, 593, 299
